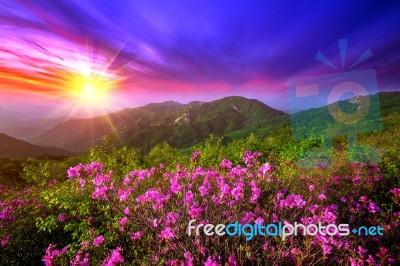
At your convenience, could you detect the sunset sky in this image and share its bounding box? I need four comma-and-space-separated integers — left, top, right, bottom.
1, 0, 399, 118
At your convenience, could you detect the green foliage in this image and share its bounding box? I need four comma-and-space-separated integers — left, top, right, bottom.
0, 158, 25, 186
195, 134, 224, 167
144, 142, 186, 169
224, 133, 263, 164
381, 149, 400, 181
21, 158, 78, 186
0, 187, 72, 265
84, 135, 141, 178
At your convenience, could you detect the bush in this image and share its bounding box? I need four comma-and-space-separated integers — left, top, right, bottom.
1, 150, 398, 265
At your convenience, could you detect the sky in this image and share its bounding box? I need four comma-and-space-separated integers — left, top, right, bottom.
0, 0, 400, 119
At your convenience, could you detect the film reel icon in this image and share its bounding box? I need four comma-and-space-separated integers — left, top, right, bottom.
327, 81, 370, 125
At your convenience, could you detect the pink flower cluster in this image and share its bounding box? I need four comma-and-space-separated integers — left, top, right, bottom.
42, 244, 68, 266
33, 151, 399, 265
102, 247, 124, 266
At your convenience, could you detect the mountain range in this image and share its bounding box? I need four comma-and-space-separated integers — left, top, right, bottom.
29, 96, 288, 153
0, 91, 399, 158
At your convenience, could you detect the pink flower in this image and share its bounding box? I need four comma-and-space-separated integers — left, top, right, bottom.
166, 212, 179, 226
118, 217, 129, 232
93, 235, 105, 247
189, 203, 204, 219
79, 178, 86, 187
259, 162, 274, 175
70, 251, 90, 266
102, 247, 124, 266
228, 254, 238, 266
199, 178, 211, 196
184, 251, 194, 266
321, 211, 337, 223
220, 159, 233, 169
91, 185, 109, 200
151, 218, 159, 228
308, 204, 319, 213
159, 227, 175, 240
204, 256, 219, 266
123, 207, 131, 215
308, 185, 314, 192
42, 244, 68, 266
359, 196, 367, 202
166, 259, 184, 265
0, 206, 14, 221
123, 175, 131, 186
352, 175, 361, 185
368, 201, 380, 213
130, 231, 144, 240
250, 180, 261, 202
322, 244, 332, 255
240, 211, 255, 224
117, 188, 133, 202
220, 183, 230, 197
332, 175, 341, 184
92, 173, 111, 186
318, 193, 327, 201
86, 162, 104, 174
390, 188, 400, 197
349, 257, 362, 266
184, 191, 194, 206
0, 235, 11, 247
291, 248, 302, 256
67, 165, 83, 179
255, 217, 264, 225
136, 188, 167, 210
231, 183, 244, 200
279, 194, 306, 209
357, 246, 367, 258
170, 178, 182, 194
211, 195, 221, 204
377, 246, 388, 258
42, 244, 56, 266
190, 151, 200, 163
58, 213, 66, 223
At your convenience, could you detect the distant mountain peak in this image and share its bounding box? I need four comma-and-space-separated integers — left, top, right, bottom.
144, 100, 183, 108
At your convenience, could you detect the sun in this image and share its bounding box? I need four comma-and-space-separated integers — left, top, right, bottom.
68, 69, 116, 108
76, 75, 109, 103
58, 47, 134, 116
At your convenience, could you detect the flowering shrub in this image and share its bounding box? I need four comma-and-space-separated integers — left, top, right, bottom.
1, 150, 399, 265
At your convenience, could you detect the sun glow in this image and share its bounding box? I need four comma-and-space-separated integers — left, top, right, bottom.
63, 61, 116, 110
69, 72, 113, 106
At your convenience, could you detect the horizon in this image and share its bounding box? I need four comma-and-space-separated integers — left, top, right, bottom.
2, 90, 399, 123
